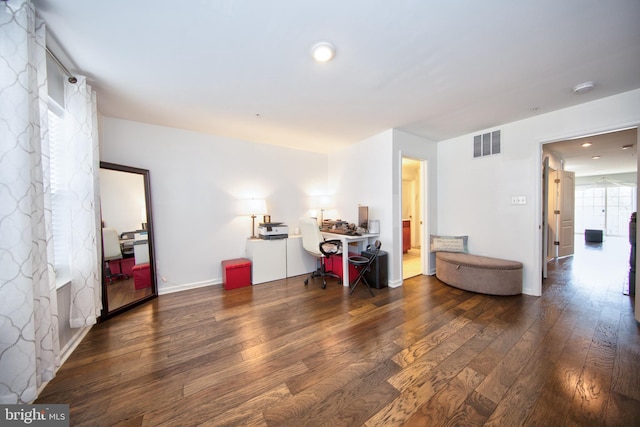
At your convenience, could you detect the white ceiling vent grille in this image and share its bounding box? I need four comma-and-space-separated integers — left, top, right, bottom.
473, 130, 501, 158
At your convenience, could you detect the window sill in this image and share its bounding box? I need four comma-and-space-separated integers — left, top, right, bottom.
55, 276, 71, 290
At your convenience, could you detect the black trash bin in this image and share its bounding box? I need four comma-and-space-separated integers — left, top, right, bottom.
360, 249, 388, 289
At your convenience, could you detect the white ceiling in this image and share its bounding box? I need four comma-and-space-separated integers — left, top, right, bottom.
546, 128, 637, 177
33, 0, 640, 154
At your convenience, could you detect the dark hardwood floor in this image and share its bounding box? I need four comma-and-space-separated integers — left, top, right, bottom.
37, 237, 640, 426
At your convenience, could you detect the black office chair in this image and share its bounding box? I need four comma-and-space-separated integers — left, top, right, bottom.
300, 217, 343, 289
348, 240, 381, 296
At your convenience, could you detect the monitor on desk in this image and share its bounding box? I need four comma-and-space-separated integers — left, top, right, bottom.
358, 205, 368, 230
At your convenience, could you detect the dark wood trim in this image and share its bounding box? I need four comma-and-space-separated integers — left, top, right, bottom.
99, 162, 157, 321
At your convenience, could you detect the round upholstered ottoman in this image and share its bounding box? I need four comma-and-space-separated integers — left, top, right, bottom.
435, 252, 522, 296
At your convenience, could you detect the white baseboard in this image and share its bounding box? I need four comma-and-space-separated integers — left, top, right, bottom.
389, 279, 403, 288
59, 326, 92, 366
36, 325, 92, 401
158, 278, 221, 295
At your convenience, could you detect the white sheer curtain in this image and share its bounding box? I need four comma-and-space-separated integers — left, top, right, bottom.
0, 0, 59, 404
65, 76, 102, 327
0, 0, 100, 403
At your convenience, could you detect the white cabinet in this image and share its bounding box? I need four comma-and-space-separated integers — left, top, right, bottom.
134, 232, 149, 265
246, 238, 286, 284
246, 236, 315, 284
134, 241, 149, 265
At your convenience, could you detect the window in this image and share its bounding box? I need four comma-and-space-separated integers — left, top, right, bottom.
44, 51, 73, 287
575, 184, 636, 236
48, 102, 72, 287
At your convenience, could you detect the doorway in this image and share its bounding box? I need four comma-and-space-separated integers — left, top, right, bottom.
541, 127, 637, 293
402, 157, 423, 279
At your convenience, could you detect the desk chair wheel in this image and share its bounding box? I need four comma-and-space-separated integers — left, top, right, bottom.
304, 267, 340, 289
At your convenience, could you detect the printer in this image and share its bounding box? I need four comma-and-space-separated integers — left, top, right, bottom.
258, 222, 289, 240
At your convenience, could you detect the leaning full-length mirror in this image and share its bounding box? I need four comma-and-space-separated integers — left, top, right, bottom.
99, 162, 157, 319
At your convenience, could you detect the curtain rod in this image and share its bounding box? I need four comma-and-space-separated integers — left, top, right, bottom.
45, 46, 77, 84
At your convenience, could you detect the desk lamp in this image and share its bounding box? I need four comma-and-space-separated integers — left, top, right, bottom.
311, 195, 333, 228
242, 198, 267, 239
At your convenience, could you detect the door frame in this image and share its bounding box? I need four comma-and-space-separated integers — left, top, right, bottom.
400, 155, 429, 278
538, 124, 639, 299
543, 156, 549, 279
400, 156, 427, 277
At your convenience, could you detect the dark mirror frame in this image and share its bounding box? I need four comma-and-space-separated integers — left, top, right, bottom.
99, 162, 157, 321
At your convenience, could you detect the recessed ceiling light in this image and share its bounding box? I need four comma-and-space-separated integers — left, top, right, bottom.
592, 155, 601, 159
311, 42, 335, 63
573, 81, 595, 95
581, 142, 592, 147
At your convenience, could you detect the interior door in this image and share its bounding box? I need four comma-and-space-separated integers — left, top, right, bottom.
549, 167, 559, 260
558, 170, 575, 258
542, 157, 549, 278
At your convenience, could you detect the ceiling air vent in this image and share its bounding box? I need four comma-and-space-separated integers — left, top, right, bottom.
473, 130, 501, 158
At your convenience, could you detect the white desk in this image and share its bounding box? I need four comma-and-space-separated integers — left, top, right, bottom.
321, 231, 379, 286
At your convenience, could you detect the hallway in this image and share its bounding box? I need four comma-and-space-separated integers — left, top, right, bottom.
402, 248, 422, 279
558, 234, 632, 295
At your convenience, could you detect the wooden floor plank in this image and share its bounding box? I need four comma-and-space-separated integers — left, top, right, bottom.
263, 344, 399, 425
611, 329, 640, 401
483, 303, 577, 426
404, 366, 485, 426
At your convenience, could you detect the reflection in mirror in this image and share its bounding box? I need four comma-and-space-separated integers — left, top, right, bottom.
99, 162, 157, 318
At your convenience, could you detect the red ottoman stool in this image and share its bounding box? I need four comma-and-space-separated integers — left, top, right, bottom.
132, 263, 151, 289
222, 258, 251, 290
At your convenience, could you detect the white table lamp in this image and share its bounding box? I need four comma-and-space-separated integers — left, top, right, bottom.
241, 198, 267, 239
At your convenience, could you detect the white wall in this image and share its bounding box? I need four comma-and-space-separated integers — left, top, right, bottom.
100, 117, 328, 293
392, 129, 438, 276
437, 89, 640, 296
327, 130, 396, 281
328, 128, 437, 287
99, 168, 146, 233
